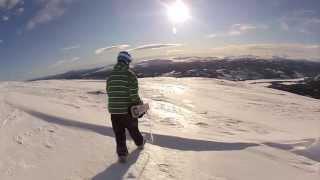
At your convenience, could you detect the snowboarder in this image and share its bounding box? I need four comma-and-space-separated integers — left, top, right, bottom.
106, 51, 145, 163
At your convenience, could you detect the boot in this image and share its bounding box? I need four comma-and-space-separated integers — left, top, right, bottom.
118, 155, 128, 163
137, 138, 146, 150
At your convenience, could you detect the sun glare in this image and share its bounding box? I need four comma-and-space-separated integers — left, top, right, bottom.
167, 0, 191, 24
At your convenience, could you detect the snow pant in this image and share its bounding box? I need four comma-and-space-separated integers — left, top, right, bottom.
111, 114, 144, 156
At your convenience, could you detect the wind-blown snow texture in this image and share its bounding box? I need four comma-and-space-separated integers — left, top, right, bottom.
0, 78, 319, 180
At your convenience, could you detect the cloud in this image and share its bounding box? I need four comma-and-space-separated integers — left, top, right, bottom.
0, 40, 3, 43
50, 56, 80, 68
280, 10, 320, 34
229, 24, 257, 36
166, 49, 185, 55
27, 0, 75, 30
62, 44, 80, 51
69, 56, 80, 62
0, 0, 22, 9
207, 34, 218, 38
210, 43, 320, 60
95, 44, 130, 55
208, 24, 268, 38
2, 16, 9, 21
0, 1, 24, 21
17, 7, 24, 13
129, 43, 182, 51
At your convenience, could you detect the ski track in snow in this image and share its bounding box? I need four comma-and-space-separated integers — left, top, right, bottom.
0, 78, 319, 180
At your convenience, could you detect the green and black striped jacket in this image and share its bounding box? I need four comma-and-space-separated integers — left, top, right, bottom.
106, 62, 141, 114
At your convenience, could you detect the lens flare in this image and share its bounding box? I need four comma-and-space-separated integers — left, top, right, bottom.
173, 27, 177, 34
167, 0, 191, 24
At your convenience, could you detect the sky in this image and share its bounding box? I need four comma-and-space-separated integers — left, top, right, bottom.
0, 0, 320, 80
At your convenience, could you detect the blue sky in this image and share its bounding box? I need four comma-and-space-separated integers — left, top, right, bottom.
0, 0, 320, 80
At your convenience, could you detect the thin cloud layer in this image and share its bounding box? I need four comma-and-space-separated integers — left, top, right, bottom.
0, 0, 24, 22
280, 10, 320, 34
129, 43, 182, 51
0, 0, 22, 9
27, 0, 75, 30
17, 7, 23, 13
62, 44, 80, 51
208, 24, 268, 38
210, 43, 320, 60
50, 56, 80, 68
2, 16, 9, 21
166, 49, 185, 55
95, 44, 130, 55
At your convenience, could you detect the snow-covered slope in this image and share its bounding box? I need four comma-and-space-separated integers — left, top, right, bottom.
0, 78, 319, 180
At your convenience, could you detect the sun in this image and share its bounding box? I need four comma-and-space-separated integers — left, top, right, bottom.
167, 0, 191, 25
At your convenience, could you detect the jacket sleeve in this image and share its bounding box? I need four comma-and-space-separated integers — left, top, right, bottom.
106, 78, 109, 92
106, 77, 111, 93
128, 70, 142, 104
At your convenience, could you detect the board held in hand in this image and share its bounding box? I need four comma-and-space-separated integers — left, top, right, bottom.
130, 103, 150, 118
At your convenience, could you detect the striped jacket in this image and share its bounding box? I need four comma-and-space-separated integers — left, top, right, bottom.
106, 62, 141, 114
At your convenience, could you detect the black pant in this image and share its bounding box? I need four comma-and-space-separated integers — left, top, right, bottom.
111, 114, 144, 156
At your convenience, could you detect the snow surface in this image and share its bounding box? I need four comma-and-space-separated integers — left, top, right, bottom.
0, 78, 319, 180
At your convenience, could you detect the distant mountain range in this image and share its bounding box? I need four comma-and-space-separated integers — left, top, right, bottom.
34, 56, 320, 81
32, 56, 320, 99
133, 57, 320, 80
269, 75, 320, 99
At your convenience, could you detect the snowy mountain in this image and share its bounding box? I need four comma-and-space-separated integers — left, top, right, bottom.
32, 56, 320, 100
132, 57, 320, 80
1, 78, 319, 179
269, 75, 320, 99
34, 56, 320, 81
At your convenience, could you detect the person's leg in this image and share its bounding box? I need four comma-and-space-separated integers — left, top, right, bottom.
125, 115, 144, 146
111, 114, 128, 156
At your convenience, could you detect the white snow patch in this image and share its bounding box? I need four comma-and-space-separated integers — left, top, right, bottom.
0, 78, 319, 180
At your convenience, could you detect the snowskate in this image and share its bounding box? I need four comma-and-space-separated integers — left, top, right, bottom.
130, 103, 150, 118
130, 103, 150, 119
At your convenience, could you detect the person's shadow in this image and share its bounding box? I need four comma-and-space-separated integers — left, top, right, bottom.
19, 108, 259, 179
92, 149, 141, 180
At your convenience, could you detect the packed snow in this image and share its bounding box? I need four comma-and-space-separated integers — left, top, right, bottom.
0, 78, 319, 180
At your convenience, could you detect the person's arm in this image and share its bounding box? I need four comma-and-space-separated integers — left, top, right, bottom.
128, 70, 142, 104
106, 78, 109, 93
106, 76, 112, 94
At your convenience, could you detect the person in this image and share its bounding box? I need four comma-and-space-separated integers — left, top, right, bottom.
106, 51, 145, 163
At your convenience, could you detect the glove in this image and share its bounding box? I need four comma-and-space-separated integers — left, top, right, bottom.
138, 112, 146, 118
138, 99, 144, 105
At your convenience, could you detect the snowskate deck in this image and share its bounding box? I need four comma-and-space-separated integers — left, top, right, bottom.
130, 103, 150, 119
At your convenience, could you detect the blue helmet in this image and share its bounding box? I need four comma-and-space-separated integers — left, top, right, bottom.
117, 51, 133, 65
